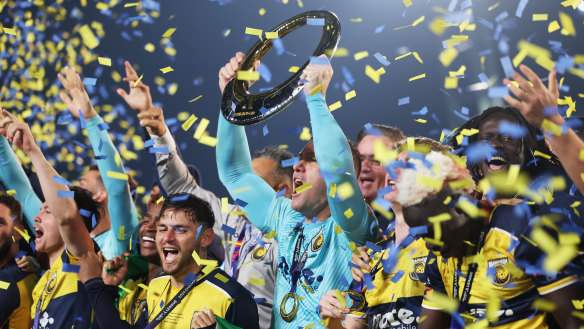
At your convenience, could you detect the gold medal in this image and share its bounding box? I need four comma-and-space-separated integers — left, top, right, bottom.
280, 292, 298, 322
343, 290, 366, 312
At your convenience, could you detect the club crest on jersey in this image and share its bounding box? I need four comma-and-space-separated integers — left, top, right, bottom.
311, 231, 324, 252
252, 246, 267, 261
409, 256, 427, 281
45, 272, 58, 295
488, 257, 511, 286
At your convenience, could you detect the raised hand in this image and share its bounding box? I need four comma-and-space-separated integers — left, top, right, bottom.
191, 309, 216, 329
77, 250, 105, 284
319, 290, 349, 320
2, 109, 39, 154
218, 51, 260, 94
350, 246, 371, 282
137, 106, 166, 136
117, 61, 153, 112
503, 64, 561, 127
102, 251, 130, 286
58, 66, 97, 119
299, 54, 333, 97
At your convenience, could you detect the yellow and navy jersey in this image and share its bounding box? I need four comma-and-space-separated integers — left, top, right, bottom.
347, 235, 429, 329
145, 267, 259, 329
0, 260, 37, 329
117, 277, 148, 325
31, 250, 100, 329
422, 203, 579, 328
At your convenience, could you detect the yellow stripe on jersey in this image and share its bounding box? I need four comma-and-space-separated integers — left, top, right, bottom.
537, 274, 578, 295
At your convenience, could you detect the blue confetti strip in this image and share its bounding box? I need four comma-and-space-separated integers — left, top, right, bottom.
234, 198, 248, 207
57, 190, 74, 198
310, 56, 329, 65
390, 270, 405, 283
254, 297, 267, 303
365, 241, 382, 253
53, 175, 72, 186
91, 214, 97, 229
276, 188, 287, 198
97, 122, 110, 131
338, 274, 350, 289
281, 157, 299, 168
82, 78, 97, 86
57, 112, 72, 125
98, 138, 103, 152
16, 250, 27, 258
144, 138, 155, 147
149, 147, 169, 153
171, 225, 184, 233
263, 125, 269, 136
196, 225, 202, 239
42, 115, 55, 123
221, 224, 236, 235
170, 194, 190, 202
62, 263, 80, 273
363, 272, 375, 290
498, 120, 527, 139
10, 215, 17, 222
376, 185, 393, 197
307, 18, 325, 26
95, 155, 108, 160
373, 52, 391, 66
128, 14, 148, 22
72, 140, 86, 149
412, 106, 428, 116
348, 262, 361, 269
78, 110, 86, 129
409, 226, 428, 235
398, 97, 410, 106
488, 86, 509, 98
516, 0, 529, 18
79, 209, 92, 217
374, 24, 385, 34
500, 56, 514, 78
182, 272, 196, 285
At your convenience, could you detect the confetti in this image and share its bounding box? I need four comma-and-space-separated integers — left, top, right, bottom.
329, 101, 342, 112
160, 67, 174, 74
345, 90, 356, 100
79, 25, 99, 49
62, 263, 80, 273
409, 73, 426, 82
98, 57, 111, 66
295, 183, 313, 194
58, 190, 74, 198
532, 14, 549, 21
237, 71, 260, 81
265, 32, 279, 39
249, 278, 265, 286
307, 18, 325, 26
193, 118, 210, 140
353, 51, 369, 61
182, 114, 198, 131
162, 28, 176, 38
245, 27, 262, 36
0, 281, 9, 290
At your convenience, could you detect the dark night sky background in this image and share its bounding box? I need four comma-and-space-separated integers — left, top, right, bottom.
2, 0, 584, 210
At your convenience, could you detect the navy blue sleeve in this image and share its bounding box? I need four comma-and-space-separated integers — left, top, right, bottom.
84, 278, 145, 329
224, 290, 260, 329
0, 277, 20, 325
422, 251, 447, 310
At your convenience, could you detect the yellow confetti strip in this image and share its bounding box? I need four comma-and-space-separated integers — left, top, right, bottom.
329, 101, 342, 112
215, 273, 229, 283
457, 200, 487, 218
412, 16, 425, 27
79, 25, 99, 49
265, 32, 279, 39
439, 47, 458, 67
345, 90, 356, 101
230, 210, 248, 216
265, 231, 278, 239
13, 226, 30, 243
344, 208, 354, 219
192, 249, 218, 267
289, 66, 299, 73
237, 71, 260, 81
295, 182, 313, 194
118, 285, 132, 294
299, 127, 312, 141
124, 2, 139, 7
181, 114, 198, 131
223, 29, 231, 37
532, 14, 548, 21
155, 196, 164, 205
417, 176, 443, 190
337, 182, 354, 199
98, 57, 111, 66
144, 43, 155, 52
448, 178, 474, 190
138, 283, 149, 290
488, 2, 500, 11
245, 27, 263, 36
221, 197, 228, 212
107, 171, 129, 180
409, 73, 426, 82
413, 52, 423, 63
162, 28, 176, 38
531, 298, 557, 312
444, 77, 458, 89
259, 8, 266, 15
301, 282, 315, 293
533, 150, 552, 160
193, 118, 210, 140
371, 201, 394, 220
403, 0, 412, 7
329, 183, 336, 198
334, 225, 342, 234
249, 278, 265, 285
133, 74, 144, 87
365, 65, 385, 84
507, 164, 520, 185
559, 12, 576, 36
395, 52, 412, 61
6, 190, 16, 196
160, 67, 174, 74
426, 291, 458, 312
350, 18, 362, 22
307, 84, 323, 96
118, 226, 125, 240
188, 95, 203, 103
233, 186, 251, 194
2, 27, 16, 35
353, 51, 369, 61
548, 20, 561, 33
334, 290, 347, 307
541, 119, 562, 135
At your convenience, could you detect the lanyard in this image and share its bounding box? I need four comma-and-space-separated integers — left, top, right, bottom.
33, 270, 54, 329
232, 229, 264, 275
452, 224, 490, 312
143, 272, 203, 329
289, 227, 320, 293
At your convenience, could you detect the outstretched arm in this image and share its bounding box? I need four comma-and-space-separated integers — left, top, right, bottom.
59, 66, 139, 255
216, 52, 277, 233
301, 56, 377, 244
2, 110, 91, 257
503, 64, 584, 195
0, 110, 41, 232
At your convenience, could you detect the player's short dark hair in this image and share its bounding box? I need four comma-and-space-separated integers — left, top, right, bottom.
161, 193, 215, 230
356, 123, 405, 145
0, 194, 23, 225
70, 186, 102, 233
253, 146, 294, 184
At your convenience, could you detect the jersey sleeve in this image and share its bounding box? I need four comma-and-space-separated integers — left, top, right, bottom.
223, 290, 260, 329
86, 115, 139, 256
0, 277, 20, 325
84, 277, 143, 329
421, 251, 446, 310
0, 135, 42, 234
216, 111, 278, 233
306, 93, 378, 245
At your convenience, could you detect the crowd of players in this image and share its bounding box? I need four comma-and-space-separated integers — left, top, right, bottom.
0, 50, 584, 329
